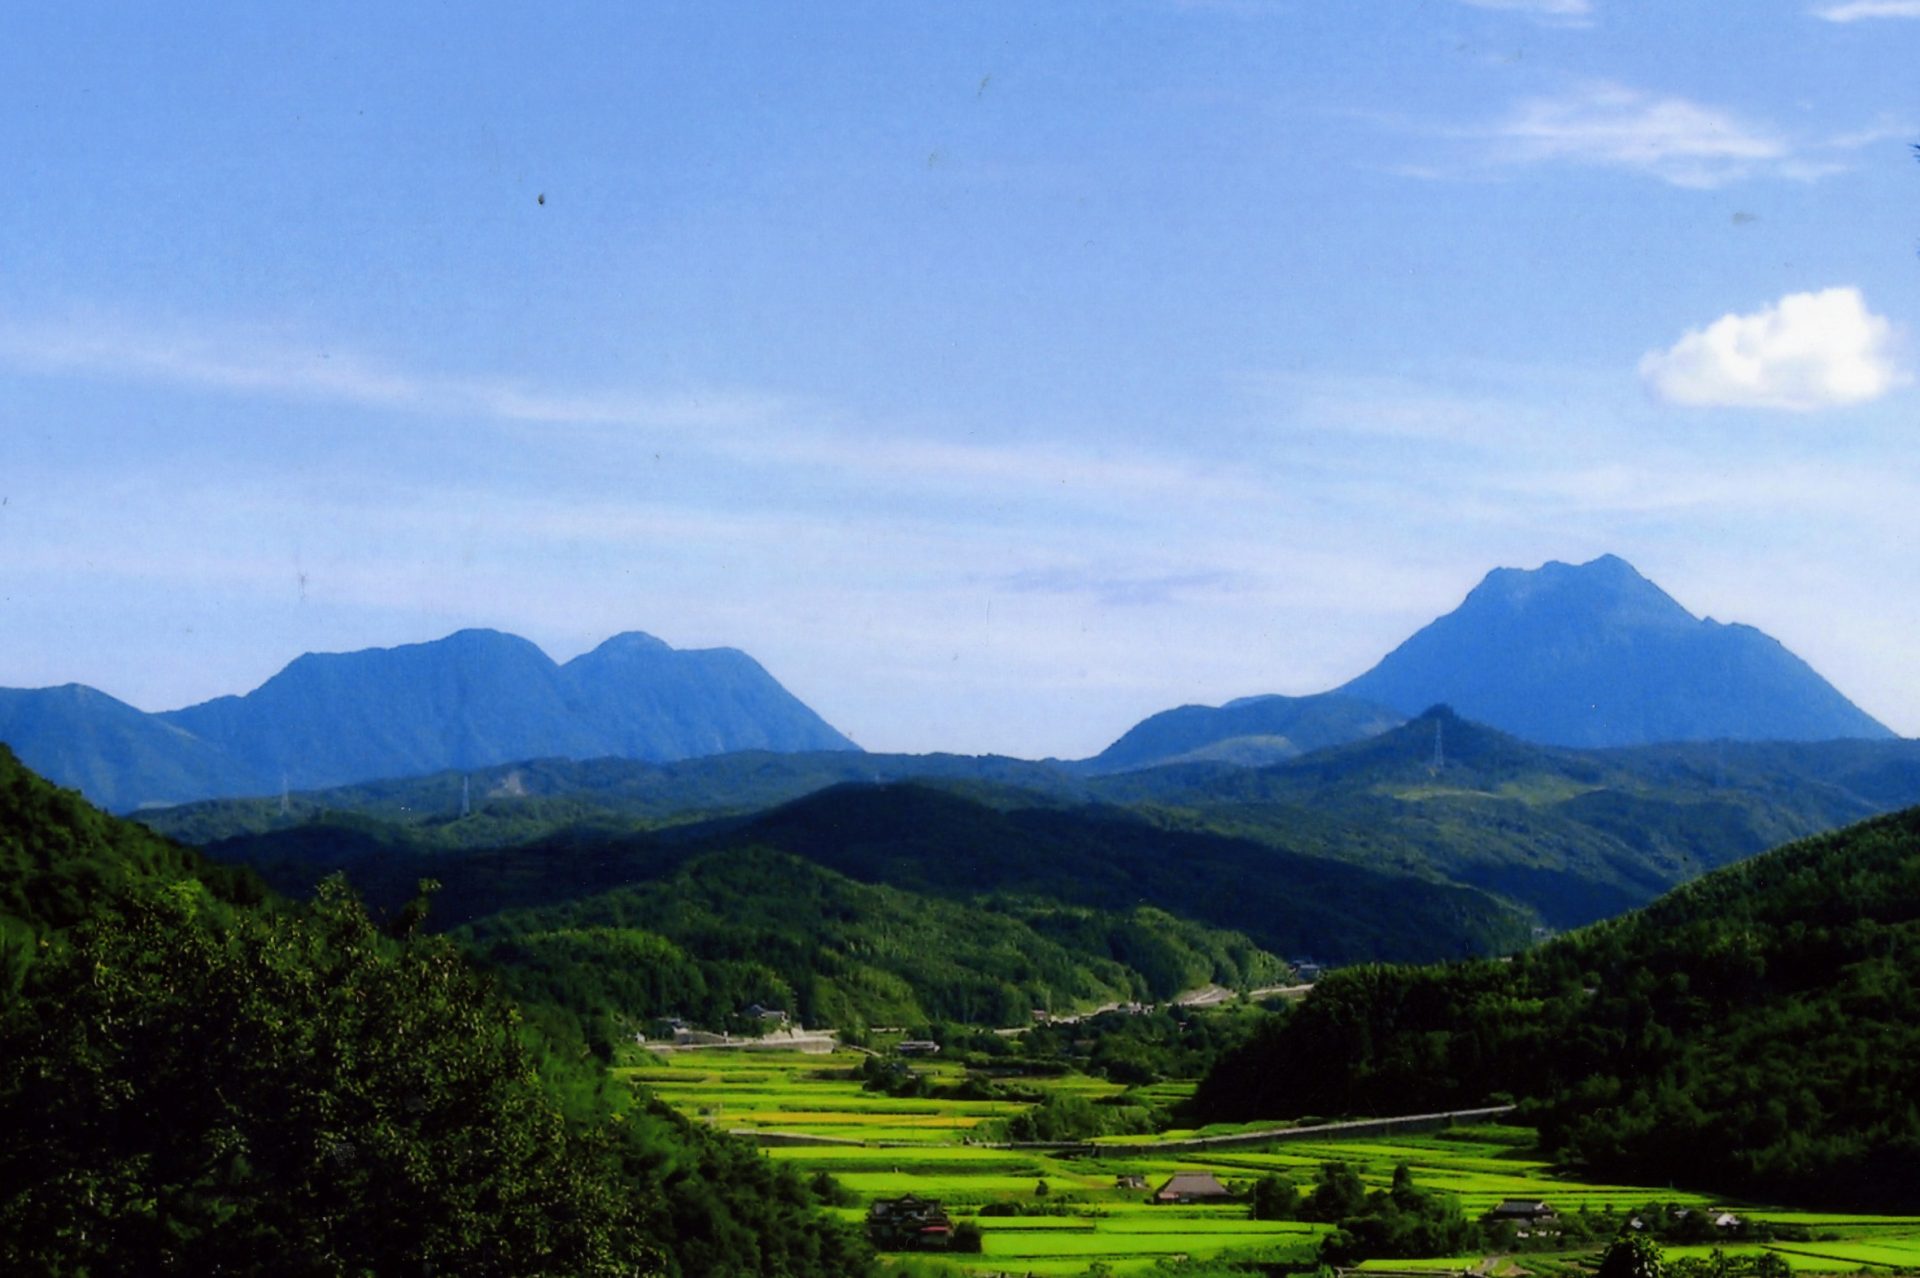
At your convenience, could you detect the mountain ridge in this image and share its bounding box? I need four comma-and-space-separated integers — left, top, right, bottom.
0, 628, 857, 811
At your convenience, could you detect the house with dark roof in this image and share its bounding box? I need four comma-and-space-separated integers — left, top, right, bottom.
1486, 1200, 1557, 1223
866, 1195, 954, 1249
1153, 1171, 1233, 1204
1486, 1199, 1560, 1238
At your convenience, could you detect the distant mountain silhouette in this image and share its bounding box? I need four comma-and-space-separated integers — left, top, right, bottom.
1337, 555, 1893, 748
1086, 692, 1405, 773
0, 685, 266, 813
0, 629, 856, 810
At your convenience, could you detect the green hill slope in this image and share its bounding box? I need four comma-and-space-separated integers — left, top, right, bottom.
1191, 804, 1920, 1210
147, 715, 1920, 938
461, 848, 1286, 1043
199, 779, 1536, 964
1120, 706, 1915, 928
0, 745, 872, 1277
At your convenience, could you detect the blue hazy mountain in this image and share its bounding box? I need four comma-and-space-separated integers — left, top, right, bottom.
1338, 555, 1894, 748
0, 684, 271, 813
1085, 692, 1406, 773
0, 629, 857, 810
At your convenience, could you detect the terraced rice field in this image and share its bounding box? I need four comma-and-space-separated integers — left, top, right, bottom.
628, 1050, 1920, 1276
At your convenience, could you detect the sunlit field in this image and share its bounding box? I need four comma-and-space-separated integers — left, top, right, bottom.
630, 1049, 1920, 1276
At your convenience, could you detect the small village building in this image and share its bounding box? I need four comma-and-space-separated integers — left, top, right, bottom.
744, 1003, 790, 1024
1153, 1172, 1233, 1204
1487, 1200, 1560, 1238
866, 1195, 954, 1249
1486, 1200, 1558, 1224
897, 1040, 941, 1056
1115, 1174, 1148, 1191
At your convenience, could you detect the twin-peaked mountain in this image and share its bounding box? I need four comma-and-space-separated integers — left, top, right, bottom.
0, 629, 856, 810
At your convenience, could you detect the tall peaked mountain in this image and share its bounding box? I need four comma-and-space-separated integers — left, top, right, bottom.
0, 629, 857, 811
1337, 555, 1894, 748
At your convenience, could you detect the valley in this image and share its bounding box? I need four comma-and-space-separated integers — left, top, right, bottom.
631, 1045, 1920, 1277
7, 555, 1920, 1276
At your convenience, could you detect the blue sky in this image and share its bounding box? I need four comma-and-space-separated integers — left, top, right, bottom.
3, 1, 1916, 757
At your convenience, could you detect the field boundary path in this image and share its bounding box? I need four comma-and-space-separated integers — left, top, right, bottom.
1003, 1104, 1517, 1157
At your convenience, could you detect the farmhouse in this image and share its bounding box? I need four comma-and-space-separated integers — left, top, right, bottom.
897, 1040, 941, 1056
744, 1003, 789, 1024
1487, 1200, 1561, 1237
1486, 1200, 1557, 1224
1115, 1174, 1148, 1190
866, 1195, 954, 1249
1153, 1171, 1233, 1204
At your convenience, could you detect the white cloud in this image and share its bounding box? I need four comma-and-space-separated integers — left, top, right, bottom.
1813, 0, 1920, 19
1639, 287, 1906, 411
1489, 83, 1799, 188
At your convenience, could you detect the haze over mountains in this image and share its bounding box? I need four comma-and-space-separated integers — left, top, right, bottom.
0, 554, 1901, 811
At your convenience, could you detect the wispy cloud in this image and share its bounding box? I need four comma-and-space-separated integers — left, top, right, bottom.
995, 566, 1237, 607
0, 315, 779, 431
1489, 83, 1799, 187
1812, 0, 1920, 20
0, 311, 1259, 514
1457, 0, 1595, 27
1414, 81, 1891, 188
1639, 287, 1907, 411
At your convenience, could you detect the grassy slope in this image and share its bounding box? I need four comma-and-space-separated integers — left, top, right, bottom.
1191, 805, 1920, 1209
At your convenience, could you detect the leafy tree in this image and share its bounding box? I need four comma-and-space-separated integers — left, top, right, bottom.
1304, 1162, 1368, 1222
1251, 1172, 1297, 1220
0, 877, 652, 1276
949, 1221, 984, 1253
1599, 1233, 1666, 1278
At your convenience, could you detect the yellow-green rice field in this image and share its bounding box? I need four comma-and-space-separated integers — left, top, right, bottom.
623, 1049, 1920, 1277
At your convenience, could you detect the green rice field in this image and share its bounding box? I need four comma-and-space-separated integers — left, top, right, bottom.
624, 1049, 1920, 1276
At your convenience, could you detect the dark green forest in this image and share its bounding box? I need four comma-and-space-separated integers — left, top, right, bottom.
0, 746, 873, 1277
147, 710, 1920, 943
1192, 806, 1920, 1209
460, 846, 1286, 1048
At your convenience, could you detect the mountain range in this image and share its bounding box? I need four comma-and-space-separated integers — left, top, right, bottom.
0, 554, 1901, 811
0, 630, 855, 810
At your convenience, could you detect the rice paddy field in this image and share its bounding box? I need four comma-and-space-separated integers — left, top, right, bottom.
621, 1050, 1920, 1277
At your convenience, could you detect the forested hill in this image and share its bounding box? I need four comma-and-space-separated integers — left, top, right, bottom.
1190, 804, 1920, 1210
459, 848, 1287, 1048
0, 745, 874, 1277
149, 713, 1920, 940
